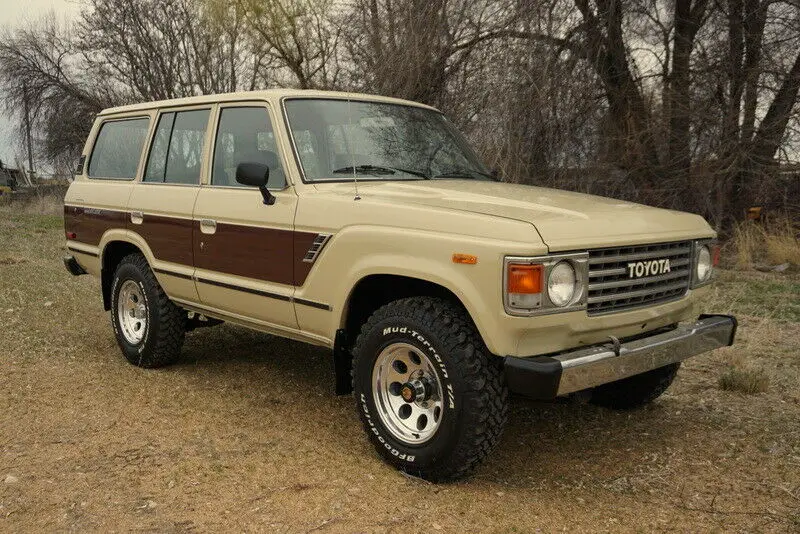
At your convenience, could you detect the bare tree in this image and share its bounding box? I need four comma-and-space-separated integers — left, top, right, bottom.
1, 0, 797, 224
0, 15, 115, 162
78, 0, 260, 100
342, 0, 517, 107
234, 0, 342, 89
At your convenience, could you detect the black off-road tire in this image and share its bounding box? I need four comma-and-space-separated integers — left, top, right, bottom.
590, 362, 680, 410
109, 253, 185, 368
351, 297, 508, 482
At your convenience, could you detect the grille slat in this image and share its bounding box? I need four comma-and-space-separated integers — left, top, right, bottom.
588, 245, 691, 265
588, 280, 689, 304
588, 266, 628, 278
588, 268, 689, 291
587, 241, 692, 315
588, 257, 690, 278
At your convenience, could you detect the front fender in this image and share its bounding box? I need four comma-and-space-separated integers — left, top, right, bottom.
293, 224, 546, 355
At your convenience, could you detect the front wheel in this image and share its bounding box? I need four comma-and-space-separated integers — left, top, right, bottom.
351, 297, 508, 482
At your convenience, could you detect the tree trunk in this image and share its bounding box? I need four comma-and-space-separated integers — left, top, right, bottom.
575, 0, 661, 188
667, 0, 707, 182
731, 48, 800, 219
740, 0, 766, 143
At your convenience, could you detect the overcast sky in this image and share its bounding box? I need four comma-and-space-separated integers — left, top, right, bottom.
0, 0, 81, 169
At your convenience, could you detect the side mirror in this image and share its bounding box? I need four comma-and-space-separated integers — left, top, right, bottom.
236, 163, 276, 205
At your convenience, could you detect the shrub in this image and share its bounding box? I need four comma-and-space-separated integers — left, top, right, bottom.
728, 217, 800, 269
718, 366, 770, 394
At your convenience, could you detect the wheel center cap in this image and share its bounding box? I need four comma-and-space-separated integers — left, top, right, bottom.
401, 379, 428, 403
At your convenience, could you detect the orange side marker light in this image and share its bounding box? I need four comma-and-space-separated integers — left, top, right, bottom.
452, 253, 478, 265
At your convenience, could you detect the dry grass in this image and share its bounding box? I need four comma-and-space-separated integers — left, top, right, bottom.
718, 365, 770, 394
728, 217, 800, 269
1, 207, 799, 532
0, 256, 28, 265
12, 193, 64, 216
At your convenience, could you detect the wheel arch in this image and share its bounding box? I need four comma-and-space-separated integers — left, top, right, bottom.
99, 239, 146, 311
332, 273, 476, 395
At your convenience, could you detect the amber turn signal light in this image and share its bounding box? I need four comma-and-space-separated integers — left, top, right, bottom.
507, 264, 543, 294
452, 253, 478, 265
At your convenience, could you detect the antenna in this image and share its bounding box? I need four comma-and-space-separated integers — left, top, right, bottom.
347, 99, 360, 201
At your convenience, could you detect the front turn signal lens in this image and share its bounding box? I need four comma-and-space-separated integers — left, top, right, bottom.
452, 253, 478, 265
507, 264, 543, 294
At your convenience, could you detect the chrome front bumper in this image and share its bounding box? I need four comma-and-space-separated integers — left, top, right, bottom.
504, 315, 737, 399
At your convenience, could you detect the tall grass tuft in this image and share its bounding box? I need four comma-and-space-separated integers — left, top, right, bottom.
728, 217, 800, 269
718, 366, 770, 394
23, 194, 64, 216
1, 193, 64, 217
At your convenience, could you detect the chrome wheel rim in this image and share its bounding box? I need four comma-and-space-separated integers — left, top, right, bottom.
117, 280, 147, 345
372, 342, 444, 444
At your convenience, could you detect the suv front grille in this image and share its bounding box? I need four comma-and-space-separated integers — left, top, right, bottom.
587, 241, 692, 315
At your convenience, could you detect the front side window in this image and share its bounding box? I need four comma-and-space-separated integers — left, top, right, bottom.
88, 118, 150, 179
283, 99, 491, 182
144, 109, 210, 184
212, 107, 286, 189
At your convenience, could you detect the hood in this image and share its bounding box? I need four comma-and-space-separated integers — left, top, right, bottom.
322, 180, 714, 251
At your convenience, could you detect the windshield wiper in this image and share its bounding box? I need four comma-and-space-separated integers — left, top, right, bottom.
433, 169, 497, 181
391, 167, 431, 179
333, 164, 430, 179
333, 164, 395, 175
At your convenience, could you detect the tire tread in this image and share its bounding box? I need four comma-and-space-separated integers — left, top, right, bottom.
113, 253, 185, 368
351, 296, 508, 481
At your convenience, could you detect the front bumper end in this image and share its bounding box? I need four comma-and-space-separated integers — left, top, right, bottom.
504, 314, 737, 399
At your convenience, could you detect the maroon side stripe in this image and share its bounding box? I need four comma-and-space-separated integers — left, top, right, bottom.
64, 205, 325, 287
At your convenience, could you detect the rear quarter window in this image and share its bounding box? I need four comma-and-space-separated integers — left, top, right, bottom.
88, 117, 150, 179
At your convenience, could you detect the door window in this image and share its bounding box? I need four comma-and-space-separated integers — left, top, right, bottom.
88, 117, 150, 179
212, 107, 286, 189
144, 109, 210, 184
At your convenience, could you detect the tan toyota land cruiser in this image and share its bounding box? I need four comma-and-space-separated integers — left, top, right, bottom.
63, 90, 736, 481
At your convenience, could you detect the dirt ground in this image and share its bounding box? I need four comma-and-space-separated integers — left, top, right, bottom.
1, 206, 799, 533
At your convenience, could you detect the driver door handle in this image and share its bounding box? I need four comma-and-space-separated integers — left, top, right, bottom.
199, 219, 217, 234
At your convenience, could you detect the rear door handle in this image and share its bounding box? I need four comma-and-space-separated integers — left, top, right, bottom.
130, 211, 144, 225
199, 219, 217, 234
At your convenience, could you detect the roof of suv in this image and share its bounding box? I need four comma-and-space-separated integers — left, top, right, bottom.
98, 89, 440, 116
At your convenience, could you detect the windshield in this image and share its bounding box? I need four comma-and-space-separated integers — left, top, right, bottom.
284, 98, 491, 182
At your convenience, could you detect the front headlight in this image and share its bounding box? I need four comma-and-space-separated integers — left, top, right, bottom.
696, 245, 712, 282
547, 261, 577, 307
691, 240, 717, 288
504, 253, 588, 316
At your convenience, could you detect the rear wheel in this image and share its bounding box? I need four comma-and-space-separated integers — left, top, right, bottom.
352, 297, 508, 482
590, 362, 680, 409
109, 253, 185, 368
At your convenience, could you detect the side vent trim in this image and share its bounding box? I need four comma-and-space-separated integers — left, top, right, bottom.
303, 234, 332, 263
